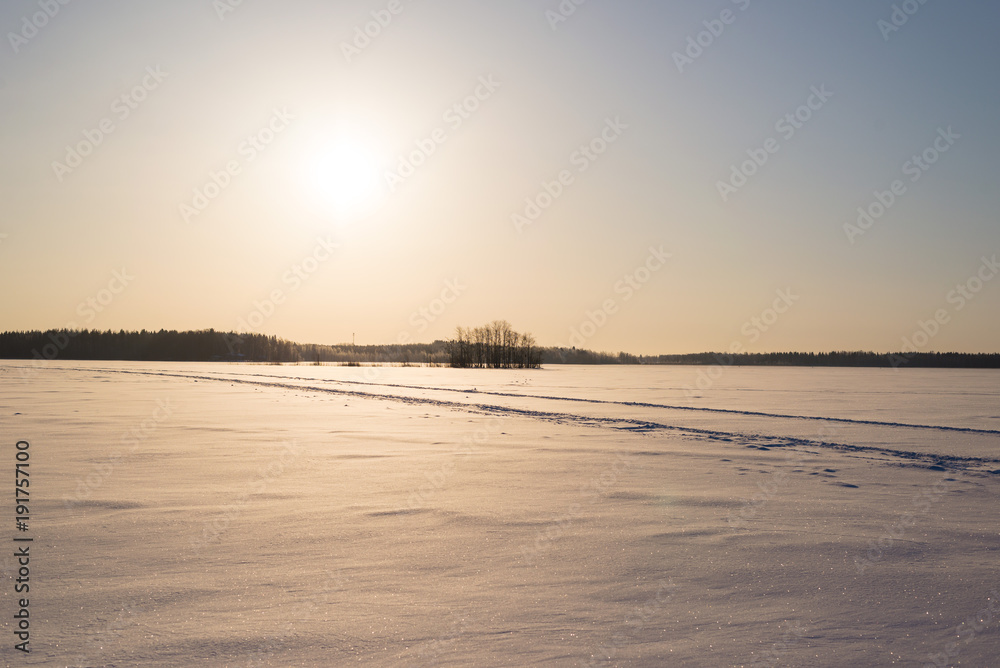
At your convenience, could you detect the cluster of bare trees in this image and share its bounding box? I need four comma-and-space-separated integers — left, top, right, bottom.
449, 321, 541, 369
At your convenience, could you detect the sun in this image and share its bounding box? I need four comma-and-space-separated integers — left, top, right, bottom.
306, 134, 384, 218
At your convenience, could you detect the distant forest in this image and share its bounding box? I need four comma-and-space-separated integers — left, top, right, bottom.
0, 329, 998, 368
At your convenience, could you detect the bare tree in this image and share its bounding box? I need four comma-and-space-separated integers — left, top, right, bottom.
449, 322, 540, 369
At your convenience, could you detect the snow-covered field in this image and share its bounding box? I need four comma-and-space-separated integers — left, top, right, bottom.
2, 362, 998, 666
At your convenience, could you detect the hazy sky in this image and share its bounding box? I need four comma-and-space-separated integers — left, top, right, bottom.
2, 0, 998, 354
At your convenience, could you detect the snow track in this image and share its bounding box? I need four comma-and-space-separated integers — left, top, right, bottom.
88, 366, 1000, 474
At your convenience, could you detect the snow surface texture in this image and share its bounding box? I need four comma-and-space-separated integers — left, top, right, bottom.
1, 362, 998, 667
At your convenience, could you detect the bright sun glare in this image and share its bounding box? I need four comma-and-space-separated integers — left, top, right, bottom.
307, 135, 384, 218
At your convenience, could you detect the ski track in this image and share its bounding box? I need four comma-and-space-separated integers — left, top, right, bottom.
193, 368, 1000, 437
78, 366, 1000, 474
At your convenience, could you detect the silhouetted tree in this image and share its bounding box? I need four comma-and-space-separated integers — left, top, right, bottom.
448, 322, 541, 368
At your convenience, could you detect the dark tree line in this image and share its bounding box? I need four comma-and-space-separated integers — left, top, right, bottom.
0, 329, 299, 362
0, 329, 450, 365
542, 348, 639, 365
448, 321, 541, 369
1, 330, 996, 368
542, 348, 1000, 368
639, 350, 1000, 368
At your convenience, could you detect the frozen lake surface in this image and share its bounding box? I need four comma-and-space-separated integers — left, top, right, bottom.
2, 362, 998, 666
85, 362, 1000, 467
